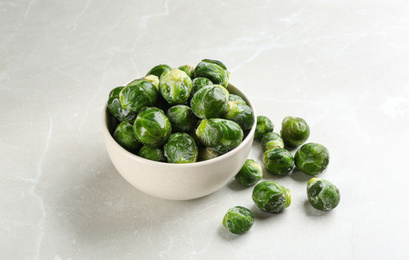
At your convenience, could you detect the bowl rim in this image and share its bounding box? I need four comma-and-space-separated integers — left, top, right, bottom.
102, 83, 257, 168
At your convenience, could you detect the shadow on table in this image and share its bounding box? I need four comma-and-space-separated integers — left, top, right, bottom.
303, 200, 333, 217
289, 168, 312, 183
227, 178, 249, 191
49, 142, 215, 247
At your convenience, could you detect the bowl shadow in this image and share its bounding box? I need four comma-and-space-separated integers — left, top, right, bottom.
52, 143, 203, 246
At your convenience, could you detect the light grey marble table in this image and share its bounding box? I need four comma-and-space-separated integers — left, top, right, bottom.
1, 0, 409, 259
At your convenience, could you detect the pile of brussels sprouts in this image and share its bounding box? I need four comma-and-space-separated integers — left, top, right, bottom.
107, 59, 255, 164
223, 116, 340, 235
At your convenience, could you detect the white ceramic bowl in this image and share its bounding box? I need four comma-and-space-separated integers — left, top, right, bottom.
102, 83, 256, 200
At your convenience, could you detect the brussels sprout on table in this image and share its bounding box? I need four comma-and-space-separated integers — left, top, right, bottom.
164, 133, 198, 163
190, 85, 229, 119
307, 178, 340, 211
159, 69, 193, 105
261, 132, 284, 152
263, 148, 294, 176
252, 181, 291, 213
223, 101, 255, 131
178, 65, 195, 78
196, 118, 243, 155
146, 64, 172, 78
166, 105, 198, 133
113, 121, 142, 153
235, 159, 263, 187
193, 59, 231, 88
295, 143, 329, 176
138, 145, 166, 162
229, 94, 246, 104
197, 147, 219, 161
191, 77, 213, 96
133, 107, 172, 148
119, 79, 158, 113
254, 116, 274, 141
280, 116, 310, 148
222, 206, 254, 235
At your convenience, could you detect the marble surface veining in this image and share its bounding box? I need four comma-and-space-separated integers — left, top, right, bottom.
1, 0, 409, 259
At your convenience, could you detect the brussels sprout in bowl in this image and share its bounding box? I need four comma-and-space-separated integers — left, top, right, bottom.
102, 83, 256, 200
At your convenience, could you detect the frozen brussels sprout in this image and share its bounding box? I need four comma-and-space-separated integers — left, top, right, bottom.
119, 79, 158, 113
196, 118, 243, 155
138, 145, 166, 162
222, 206, 254, 235
178, 65, 195, 78
223, 101, 255, 131
113, 121, 142, 153
108, 97, 137, 123
235, 159, 263, 187
295, 143, 329, 176
252, 181, 291, 213
191, 77, 213, 96
107, 86, 136, 122
166, 105, 198, 133
307, 178, 340, 211
164, 133, 198, 163
190, 85, 229, 119
159, 69, 193, 105
280, 116, 310, 148
263, 148, 294, 176
197, 147, 219, 161
261, 132, 284, 152
133, 107, 172, 148
229, 94, 246, 104
109, 86, 124, 99
193, 59, 231, 88
144, 75, 159, 90
254, 116, 274, 141
146, 64, 172, 78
